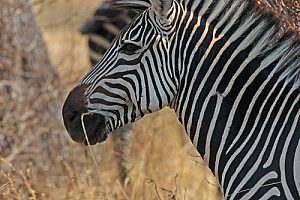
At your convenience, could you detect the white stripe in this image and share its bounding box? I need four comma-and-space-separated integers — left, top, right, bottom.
280, 96, 300, 199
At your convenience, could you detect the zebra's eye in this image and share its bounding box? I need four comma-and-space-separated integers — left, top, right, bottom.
119, 43, 141, 55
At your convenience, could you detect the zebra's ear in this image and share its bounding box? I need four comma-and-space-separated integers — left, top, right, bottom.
112, 0, 173, 18
151, 0, 173, 18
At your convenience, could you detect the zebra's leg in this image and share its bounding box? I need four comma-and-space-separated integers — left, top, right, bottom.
110, 124, 133, 185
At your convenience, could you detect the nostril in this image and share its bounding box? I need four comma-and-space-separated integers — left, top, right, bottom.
62, 84, 89, 123
64, 108, 83, 127
69, 111, 80, 122
63, 107, 83, 131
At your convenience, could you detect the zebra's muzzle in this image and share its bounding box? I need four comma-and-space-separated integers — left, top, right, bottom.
81, 113, 108, 145
62, 84, 108, 145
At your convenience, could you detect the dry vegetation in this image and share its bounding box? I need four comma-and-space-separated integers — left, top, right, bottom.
1, 0, 299, 199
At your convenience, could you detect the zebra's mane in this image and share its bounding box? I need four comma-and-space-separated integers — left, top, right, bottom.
237, 0, 300, 88
226, 0, 300, 88
114, 0, 300, 88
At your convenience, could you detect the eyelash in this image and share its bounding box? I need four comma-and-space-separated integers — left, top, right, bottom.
119, 43, 141, 55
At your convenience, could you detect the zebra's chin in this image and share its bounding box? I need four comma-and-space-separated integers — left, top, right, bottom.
81, 113, 109, 145
64, 111, 109, 145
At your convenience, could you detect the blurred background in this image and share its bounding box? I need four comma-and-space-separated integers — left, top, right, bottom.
0, 0, 299, 199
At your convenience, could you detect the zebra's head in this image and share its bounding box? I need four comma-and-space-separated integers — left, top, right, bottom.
62, 0, 180, 145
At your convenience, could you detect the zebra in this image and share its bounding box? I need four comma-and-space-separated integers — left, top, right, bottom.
79, 1, 139, 184
80, 1, 138, 65
62, 0, 300, 199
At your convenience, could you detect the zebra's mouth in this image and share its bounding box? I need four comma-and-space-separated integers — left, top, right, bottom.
63, 107, 109, 145
80, 113, 109, 145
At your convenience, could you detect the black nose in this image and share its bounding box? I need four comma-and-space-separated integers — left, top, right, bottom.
62, 85, 107, 145
62, 85, 88, 143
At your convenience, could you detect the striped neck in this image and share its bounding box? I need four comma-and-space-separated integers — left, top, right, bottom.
171, 0, 299, 171
172, 0, 299, 137
170, 0, 300, 197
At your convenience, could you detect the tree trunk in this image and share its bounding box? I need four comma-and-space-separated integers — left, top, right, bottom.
0, 0, 57, 82
0, 1, 61, 199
